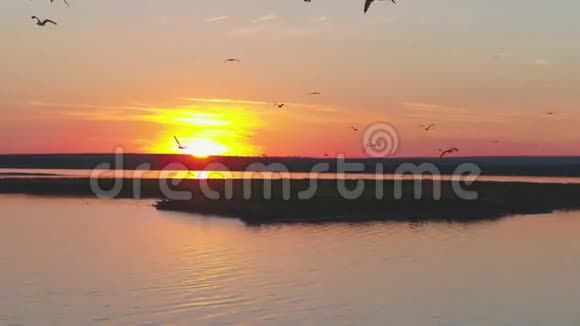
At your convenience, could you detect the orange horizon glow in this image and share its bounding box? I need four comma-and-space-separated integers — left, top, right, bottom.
3, 96, 580, 158
143, 104, 263, 157
2, 2, 580, 157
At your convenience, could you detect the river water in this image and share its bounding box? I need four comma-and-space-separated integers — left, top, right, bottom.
2, 168, 580, 184
1, 195, 580, 325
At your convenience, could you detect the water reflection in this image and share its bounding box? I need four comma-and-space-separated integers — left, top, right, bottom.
3, 168, 580, 183
1, 195, 580, 324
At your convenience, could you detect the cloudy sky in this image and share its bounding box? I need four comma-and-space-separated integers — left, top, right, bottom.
1, 0, 579, 157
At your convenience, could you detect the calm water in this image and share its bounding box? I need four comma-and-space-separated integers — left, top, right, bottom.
3, 168, 580, 184
1, 195, 580, 325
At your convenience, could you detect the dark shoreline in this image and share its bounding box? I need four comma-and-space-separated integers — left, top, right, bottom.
3, 154, 580, 177
2, 177, 580, 225
0, 173, 62, 177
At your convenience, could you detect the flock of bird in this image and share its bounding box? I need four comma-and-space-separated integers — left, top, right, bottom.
431, 109, 556, 157
29, 0, 69, 26
29, 0, 556, 159
153, 27, 560, 159
30, 0, 395, 27
428, 109, 555, 158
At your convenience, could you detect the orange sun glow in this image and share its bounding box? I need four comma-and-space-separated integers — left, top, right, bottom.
144, 104, 263, 157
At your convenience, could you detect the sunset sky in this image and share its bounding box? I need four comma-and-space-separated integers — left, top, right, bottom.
1, 0, 579, 157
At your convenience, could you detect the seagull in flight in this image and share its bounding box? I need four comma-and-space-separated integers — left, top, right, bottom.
420, 124, 436, 131
31, 16, 57, 26
224, 58, 240, 63
364, 0, 396, 14
274, 103, 285, 109
50, 0, 70, 7
439, 147, 459, 158
174, 136, 187, 150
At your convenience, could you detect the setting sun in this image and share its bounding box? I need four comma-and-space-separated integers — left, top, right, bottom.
144, 102, 264, 157
181, 138, 227, 157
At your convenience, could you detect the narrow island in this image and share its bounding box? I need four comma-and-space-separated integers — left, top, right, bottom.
2, 177, 580, 225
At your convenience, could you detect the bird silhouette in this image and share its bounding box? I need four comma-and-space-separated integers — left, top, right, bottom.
547, 112, 554, 116
305, 0, 395, 13
352, 126, 359, 132
420, 124, 436, 131
224, 58, 240, 63
364, 0, 396, 14
439, 147, 459, 158
31, 16, 57, 26
174, 136, 187, 150
309, 92, 321, 95
274, 103, 285, 109
50, 0, 70, 7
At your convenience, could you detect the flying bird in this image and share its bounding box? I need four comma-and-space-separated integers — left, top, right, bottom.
50, 0, 70, 7
31, 16, 57, 26
174, 136, 187, 150
274, 103, 285, 109
439, 147, 459, 158
309, 92, 321, 95
420, 124, 436, 131
304, 0, 395, 13
364, 0, 396, 14
547, 112, 554, 116
224, 58, 240, 63
352, 126, 359, 132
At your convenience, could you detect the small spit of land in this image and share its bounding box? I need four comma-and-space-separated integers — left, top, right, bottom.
2, 154, 580, 224
2, 177, 580, 225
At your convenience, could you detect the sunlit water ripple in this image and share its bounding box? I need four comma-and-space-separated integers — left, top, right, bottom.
1, 195, 580, 324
